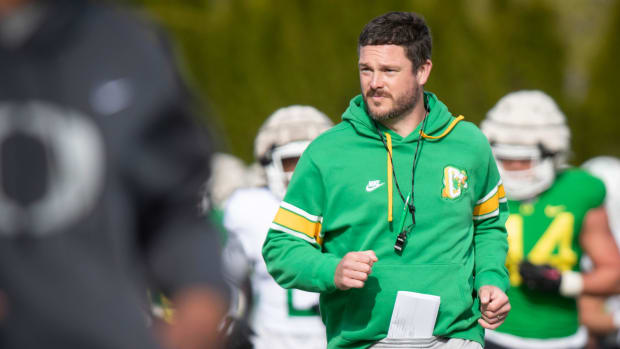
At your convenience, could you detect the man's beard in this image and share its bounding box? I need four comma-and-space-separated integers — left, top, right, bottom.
364, 84, 421, 121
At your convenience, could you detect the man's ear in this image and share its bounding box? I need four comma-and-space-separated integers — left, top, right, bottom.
416, 59, 433, 85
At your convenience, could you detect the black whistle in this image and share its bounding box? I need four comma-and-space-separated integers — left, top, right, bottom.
394, 231, 407, 252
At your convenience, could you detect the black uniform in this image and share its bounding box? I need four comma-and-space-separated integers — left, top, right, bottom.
0, 1, 226, 348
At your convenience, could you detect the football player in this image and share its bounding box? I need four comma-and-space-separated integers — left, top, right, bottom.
153, 152, 250, 326
579, 156, 620, 349
480, 90, 620, 349
222, 106, 333, 349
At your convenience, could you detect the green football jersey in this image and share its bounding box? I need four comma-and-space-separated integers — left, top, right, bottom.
496, 168, 605, 339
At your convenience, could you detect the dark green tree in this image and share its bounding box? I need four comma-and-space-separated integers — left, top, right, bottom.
578, 0, 620, 162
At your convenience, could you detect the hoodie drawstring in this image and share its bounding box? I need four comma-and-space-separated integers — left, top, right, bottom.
385, 132, 393, 222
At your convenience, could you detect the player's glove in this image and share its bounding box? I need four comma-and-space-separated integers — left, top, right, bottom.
519, 260, 561, 293
519, 260, 583, 297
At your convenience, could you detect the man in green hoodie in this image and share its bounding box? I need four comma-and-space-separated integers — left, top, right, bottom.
262, 11, 510, 349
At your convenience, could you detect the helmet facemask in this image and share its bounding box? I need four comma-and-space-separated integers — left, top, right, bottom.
264, 140, 310, 200
492, 143, 555, 201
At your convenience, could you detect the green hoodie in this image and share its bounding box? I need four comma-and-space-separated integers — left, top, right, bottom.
263, 92, 509, 348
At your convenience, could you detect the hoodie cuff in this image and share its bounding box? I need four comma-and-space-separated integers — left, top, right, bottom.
475, 271, 509, 293
313, 254, 341, 293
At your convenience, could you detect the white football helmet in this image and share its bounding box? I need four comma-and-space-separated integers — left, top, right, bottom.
481, 90, 571, 200
254, 105, 333, 199
582, 156, 620, 240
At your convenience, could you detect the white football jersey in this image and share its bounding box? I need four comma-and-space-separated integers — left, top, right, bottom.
223, 187, 326, 348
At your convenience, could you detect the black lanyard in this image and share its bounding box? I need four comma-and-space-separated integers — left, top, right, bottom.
374, 109, 428, 252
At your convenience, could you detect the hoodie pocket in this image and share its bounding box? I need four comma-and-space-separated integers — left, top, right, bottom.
340, 263, 476, 342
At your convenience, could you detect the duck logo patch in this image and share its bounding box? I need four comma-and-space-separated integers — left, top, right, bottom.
442, 166, 468, 199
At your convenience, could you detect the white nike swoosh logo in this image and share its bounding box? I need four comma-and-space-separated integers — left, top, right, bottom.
366, 182, 385, 192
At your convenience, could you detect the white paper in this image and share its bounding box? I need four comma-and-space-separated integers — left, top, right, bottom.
386, 291, 441, 339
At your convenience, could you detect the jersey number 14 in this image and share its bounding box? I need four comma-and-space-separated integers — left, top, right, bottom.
505, 212, 578, 287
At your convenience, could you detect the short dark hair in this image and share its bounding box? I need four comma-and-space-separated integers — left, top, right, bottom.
358, 12, 432, 70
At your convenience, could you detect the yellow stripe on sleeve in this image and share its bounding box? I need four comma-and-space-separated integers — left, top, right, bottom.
273, 207, 322, 241
498, 184, 506, 199
316, 234, 324, 246
473, 190, 500, 217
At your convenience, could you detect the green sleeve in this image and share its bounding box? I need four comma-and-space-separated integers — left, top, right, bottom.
581, 171, 606, 209
472, 145, 510, 292
262, 149, 340, 293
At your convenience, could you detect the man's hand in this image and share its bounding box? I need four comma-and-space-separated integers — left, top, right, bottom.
478, 285, 510, 330
334, 250, 378, 290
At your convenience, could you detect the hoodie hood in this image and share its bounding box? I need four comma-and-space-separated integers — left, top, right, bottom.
342, 91, 460, 142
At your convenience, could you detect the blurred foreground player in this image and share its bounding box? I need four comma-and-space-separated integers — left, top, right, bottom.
0, 1, 228, 348
481, 91, 620, 349
222, 106, 333, 349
